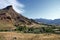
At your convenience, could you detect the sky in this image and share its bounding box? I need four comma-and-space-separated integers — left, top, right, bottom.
19, 0, 60, 20
0, 0, 60, 19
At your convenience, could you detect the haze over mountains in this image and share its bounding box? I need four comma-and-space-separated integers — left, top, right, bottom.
35, 18, 60, 25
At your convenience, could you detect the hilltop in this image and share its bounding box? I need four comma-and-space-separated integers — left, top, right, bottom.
0, 5, 41, 31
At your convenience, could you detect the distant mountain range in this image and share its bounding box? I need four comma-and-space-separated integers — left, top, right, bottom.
34, 18, 60, 25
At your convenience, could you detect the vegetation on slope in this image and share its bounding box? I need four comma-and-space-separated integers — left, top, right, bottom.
15, 24, 60, 34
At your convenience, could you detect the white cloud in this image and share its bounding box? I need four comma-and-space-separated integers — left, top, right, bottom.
0, 0, 24, 13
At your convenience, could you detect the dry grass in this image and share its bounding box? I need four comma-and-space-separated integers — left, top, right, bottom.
0, 21, 16, 30
0, 32, 60, 40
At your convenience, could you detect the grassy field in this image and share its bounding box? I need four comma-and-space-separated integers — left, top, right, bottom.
0, 32, 60, 40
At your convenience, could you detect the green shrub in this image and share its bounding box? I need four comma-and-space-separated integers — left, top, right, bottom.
33, 28, 40, 34
15, 25, 55, 34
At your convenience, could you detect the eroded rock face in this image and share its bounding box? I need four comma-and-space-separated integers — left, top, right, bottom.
0, 13, 11, 20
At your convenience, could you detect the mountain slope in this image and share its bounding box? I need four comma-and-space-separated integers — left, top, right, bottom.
0, 5, 40, 30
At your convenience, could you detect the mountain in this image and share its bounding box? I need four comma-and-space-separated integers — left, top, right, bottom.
35, 18, 60, 25
0, 5, 40, 30
34, 18, 51, 24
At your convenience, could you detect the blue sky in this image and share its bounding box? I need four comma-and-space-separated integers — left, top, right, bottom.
0, 0, 60, 19
17, 0, 60, 19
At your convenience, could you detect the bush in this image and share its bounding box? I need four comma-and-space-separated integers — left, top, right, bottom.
15, 25, 55, 34
41, 27, 54, 33
33, 28, 40, 34
16, 26, 26, 31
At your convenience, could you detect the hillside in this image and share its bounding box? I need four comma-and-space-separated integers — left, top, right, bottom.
0, 5, 60, 40
0, 5, 60, 33
0, 5, 41, 30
